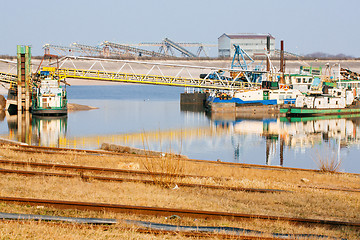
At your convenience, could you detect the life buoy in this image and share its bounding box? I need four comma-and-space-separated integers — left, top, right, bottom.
284, 85, 289, 91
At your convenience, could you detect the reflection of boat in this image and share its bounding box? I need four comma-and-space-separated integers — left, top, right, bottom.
281, 113, 360, 122
213, 113, 360, 150
32, 115, 67, 147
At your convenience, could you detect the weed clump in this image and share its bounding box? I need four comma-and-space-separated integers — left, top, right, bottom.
140, 131, 185, 188
314, 147, 341, 173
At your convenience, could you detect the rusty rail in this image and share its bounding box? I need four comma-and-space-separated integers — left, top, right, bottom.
0, 168, 286, 193
1, 159, 358, 193
0, 219, 283, 240
3, 144, 359, 176
0, 196, 359, 228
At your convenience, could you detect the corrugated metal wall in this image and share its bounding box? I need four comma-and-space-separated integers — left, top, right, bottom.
218, 34, 275, 57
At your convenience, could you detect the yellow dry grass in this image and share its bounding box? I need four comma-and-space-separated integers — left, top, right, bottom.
0, 203, 358, 240
0, 145, 359, 239
0, 221, 194, 240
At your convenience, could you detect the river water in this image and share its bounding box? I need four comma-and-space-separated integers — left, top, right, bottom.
0, 84, 359, 173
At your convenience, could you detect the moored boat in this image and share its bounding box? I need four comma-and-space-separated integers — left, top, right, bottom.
31, 69, 67, 116
281, 89, 360, 117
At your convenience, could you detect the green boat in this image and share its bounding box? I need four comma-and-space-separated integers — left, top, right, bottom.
281, 106, 360, 117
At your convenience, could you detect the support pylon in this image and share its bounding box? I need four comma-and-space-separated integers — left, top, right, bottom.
17, 45, 31, 112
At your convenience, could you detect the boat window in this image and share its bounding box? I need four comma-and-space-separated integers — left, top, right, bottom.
303, 78, 307, 83
308, 79, 312, 83
296, 78, 301, 83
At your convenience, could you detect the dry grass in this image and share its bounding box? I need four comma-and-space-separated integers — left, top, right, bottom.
0, 221, 194, 240
0, 145, 359, 239
0, 173, 358, 222
314, 147, 342, 173
0, 203, 358, 240
1, 145, 359, 190
139, 132, 186, 188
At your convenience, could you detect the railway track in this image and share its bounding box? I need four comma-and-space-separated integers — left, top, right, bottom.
0, 219, 288, 240
3, 143, 360, 176
0, 196, 358, 228
0, 159, 358, 193
0, 166, 286, 193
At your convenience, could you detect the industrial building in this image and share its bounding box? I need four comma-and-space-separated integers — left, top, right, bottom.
218, 33, 275, 57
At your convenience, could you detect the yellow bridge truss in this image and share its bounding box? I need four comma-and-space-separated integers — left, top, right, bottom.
57, 68, 256, 90
0, 56, 264, 90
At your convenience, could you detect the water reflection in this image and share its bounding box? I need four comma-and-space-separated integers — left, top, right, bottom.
212, 113, 360, 169
1, 106, 360, 172
5, 113, 67, 147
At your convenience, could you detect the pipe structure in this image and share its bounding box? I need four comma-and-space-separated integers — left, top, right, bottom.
266, 36, 271, 72
280, 40, 285, 84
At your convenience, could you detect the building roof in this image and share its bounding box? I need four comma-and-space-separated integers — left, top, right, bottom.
219, 33, 275, 39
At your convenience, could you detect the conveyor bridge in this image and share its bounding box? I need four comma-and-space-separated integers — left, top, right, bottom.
0, 56, 264, 91
57, 68, 254, 90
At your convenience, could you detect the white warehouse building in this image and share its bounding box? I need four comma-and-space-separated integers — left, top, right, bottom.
218, 33, 275, 57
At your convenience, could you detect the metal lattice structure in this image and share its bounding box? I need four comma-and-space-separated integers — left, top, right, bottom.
161, 38, 197, 57
139, 41, 216, 57
43, 44, 77, 56
43, 39, 217, 58
53, 56, 264, 90
70, 43, 104, 56
101, 41, 167, 57
1, 55, 266, 90
274, 49, 303, 58
0, 59, 17, 84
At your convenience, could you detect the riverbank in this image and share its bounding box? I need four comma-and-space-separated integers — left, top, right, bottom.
0, 144, 358, 239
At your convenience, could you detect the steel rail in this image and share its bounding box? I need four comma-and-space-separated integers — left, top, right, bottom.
0, 167, 286, 193
0, 159, 224, 180
1, 159, 358, 193
0, 219, 282, 240
3, 144, 360, 176
1, 144, 136, 156
0, 196, 358, 228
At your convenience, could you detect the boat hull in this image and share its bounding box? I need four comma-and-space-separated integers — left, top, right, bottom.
281, 106, 360, 117
31, 108, 67, 116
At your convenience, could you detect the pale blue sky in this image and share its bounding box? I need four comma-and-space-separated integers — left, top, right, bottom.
1, 0, 359, 57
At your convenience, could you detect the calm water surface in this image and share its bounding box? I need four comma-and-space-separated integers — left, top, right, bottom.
1, 84, 359, 173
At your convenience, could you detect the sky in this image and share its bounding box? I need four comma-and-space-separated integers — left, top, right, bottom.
1, 0, 359, 57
